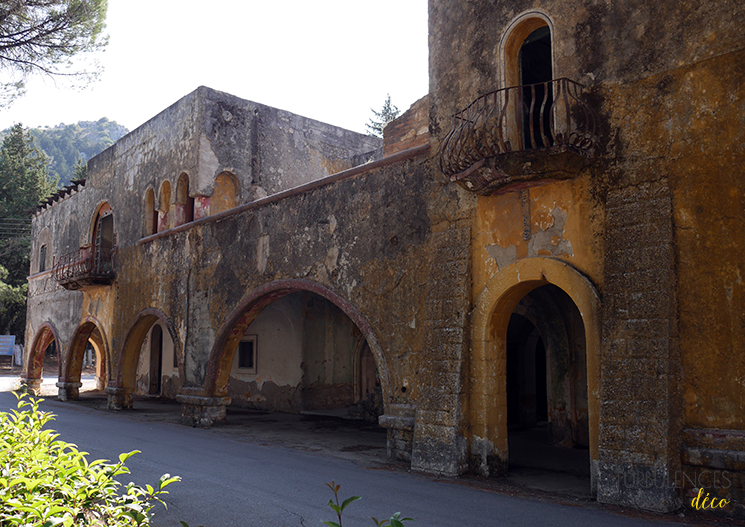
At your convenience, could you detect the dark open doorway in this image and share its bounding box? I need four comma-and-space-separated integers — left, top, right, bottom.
519, 26, 553, 149
506, 285, 590, 496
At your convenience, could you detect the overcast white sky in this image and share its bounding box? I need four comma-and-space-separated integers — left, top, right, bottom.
0, 1, 429, 135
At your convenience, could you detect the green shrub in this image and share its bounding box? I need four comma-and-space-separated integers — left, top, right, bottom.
324, 481, 413, 527
0, 393, 179, 526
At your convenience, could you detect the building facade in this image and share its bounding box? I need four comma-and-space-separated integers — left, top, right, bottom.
23, 0, 744, 518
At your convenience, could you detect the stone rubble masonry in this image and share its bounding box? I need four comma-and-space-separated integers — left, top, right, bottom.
411, 220, 471, 476
383, 95, 430, 157
681, 428, 745, 519
598, 178, 681, 511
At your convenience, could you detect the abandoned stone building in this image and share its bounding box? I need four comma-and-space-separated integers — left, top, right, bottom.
22, 0, 744, 518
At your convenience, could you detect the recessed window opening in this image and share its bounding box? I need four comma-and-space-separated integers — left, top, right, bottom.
158, 180, 172, 232
144, 188, 156, 236
237, 334, 257, 373
39, 245, 47, 273
175, 174, 194, 226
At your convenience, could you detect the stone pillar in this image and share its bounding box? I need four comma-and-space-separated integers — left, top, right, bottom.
105, 386, 133, 410
411, 221, 470, 476
19, 377, 42, 395
176, 393, 231, 427
598, 179, 680, 511
379, 403, 416, 461
56, 381, 82, 401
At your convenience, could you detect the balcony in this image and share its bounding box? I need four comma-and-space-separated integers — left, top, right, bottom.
439, 78, 599, 194
53, 245, 116, 290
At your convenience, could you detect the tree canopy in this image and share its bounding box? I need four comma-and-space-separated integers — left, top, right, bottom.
366, 94, 400, 138
0, 0, 108, 107
0, 124, 57, 338
24, 118, 127, 185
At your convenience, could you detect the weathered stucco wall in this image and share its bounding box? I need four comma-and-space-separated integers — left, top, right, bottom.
224, 291, 361, 413
430, 0, 744, 516
228, 293, 304, 411
25, 84, 455, 462
23, 0, 745, 517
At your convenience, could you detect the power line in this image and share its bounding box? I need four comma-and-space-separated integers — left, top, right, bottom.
0, 218, 31, 239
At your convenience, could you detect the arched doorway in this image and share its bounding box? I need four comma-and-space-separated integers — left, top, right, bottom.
470, 257, 600, 493
203, 279, 390, 421
110, 309, 180, 409
86, 202, 116, 280
22, 323, 60, 394
501, 13, 555, 150
518, 26, 553, 148
505, 285, 590, 492
60, 319, 108, 400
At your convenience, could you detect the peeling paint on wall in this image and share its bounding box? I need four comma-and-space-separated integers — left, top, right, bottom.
485, 243, 517, 270
529, 207, 573, 258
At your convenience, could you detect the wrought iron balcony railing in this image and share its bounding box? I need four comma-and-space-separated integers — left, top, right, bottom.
439, 78, 599, 178
53, 245, 116, 289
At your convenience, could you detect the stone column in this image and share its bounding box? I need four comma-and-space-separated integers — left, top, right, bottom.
411, 221, 470, 476
56, 381, 82, 401
379, 403, 416, 461
105, 385, 133, 410
176, 393, 231, 427
598, 179, 680, 511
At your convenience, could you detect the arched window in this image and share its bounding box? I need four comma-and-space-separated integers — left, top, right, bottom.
158, 180, 171, 232
211, 172, 239, 215
174, 173, 194, 226
144, 188, 156, 237
37, 227, 52, 273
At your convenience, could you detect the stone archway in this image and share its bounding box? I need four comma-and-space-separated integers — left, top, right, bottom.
58, 317, 108, 401
107, 308, 180, 410
22, 322, 60, 393
469, 257, 600, 492
183, 279, 391, 426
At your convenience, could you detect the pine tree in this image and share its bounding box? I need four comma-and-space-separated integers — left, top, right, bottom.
0, 124, 56, 218
0, 124, 57, 337
0, 0, 109, 108
366, 94, 400, 138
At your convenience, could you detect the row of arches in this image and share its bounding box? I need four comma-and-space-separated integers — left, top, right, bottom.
25, 279, 388, 419
26, 259, 599, 488
143, 172, 240, 237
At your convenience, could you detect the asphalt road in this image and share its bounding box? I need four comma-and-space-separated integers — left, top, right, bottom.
0, 390, 689, 527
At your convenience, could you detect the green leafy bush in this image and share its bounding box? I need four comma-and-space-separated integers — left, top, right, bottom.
324, 481, 413, 527
0, 393, 179, 526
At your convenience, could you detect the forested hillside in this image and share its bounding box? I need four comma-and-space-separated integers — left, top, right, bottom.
1, 118, 128, 186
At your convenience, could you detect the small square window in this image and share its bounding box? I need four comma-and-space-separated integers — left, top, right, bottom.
237, 335, 257, 373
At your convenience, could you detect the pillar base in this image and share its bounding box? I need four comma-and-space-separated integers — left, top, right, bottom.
19, 377, 42, 395
105, 386, 133, 410
56, 382, 82, 401
176, 394, 231, 427
379, 403, 416, 462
